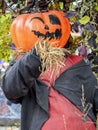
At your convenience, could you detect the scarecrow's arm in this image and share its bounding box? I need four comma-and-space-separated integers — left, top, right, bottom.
1, 49, 41, 103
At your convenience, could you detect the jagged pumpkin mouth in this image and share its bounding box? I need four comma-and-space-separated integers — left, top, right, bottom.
31, 29, 62, 40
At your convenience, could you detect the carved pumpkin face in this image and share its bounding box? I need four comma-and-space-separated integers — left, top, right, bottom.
10, 10, 71, 51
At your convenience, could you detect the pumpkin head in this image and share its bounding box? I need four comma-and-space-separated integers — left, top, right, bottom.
10, 10, 71, 51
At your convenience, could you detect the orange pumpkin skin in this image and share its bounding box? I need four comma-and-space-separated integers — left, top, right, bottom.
10, 10, 71, 51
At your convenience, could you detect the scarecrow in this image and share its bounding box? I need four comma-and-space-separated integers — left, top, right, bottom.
1, 4, 98, 130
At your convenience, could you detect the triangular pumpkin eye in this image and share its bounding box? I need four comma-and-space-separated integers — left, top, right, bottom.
49, 15, 61, 25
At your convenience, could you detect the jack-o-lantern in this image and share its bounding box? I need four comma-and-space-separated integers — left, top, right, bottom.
10, 10, 71, 51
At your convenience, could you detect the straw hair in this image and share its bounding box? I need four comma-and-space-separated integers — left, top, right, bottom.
35, 39, 70, 73
11, 39, 70, 77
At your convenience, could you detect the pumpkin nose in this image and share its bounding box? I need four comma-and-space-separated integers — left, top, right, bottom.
44, 25, 49, 30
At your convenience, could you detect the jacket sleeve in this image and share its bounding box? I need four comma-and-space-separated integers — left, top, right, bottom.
1, 49, 42, 103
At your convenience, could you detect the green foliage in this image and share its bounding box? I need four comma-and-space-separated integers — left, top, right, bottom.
0, 13, 13, 62
79, 16, 90, 25
66, 0, 98, 77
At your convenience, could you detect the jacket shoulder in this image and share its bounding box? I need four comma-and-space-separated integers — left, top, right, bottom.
67, 54, 83, 65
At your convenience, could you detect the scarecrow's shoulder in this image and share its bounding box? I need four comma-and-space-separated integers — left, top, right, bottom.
67, 54, 83, 64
